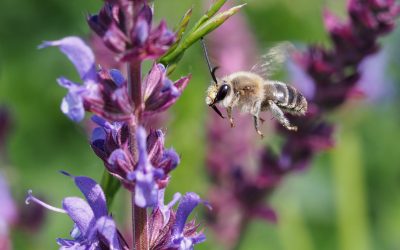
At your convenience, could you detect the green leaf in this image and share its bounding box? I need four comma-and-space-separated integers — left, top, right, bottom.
189, 0, 228, 33
160, 4, 246, 66
164, 8, 193, 57
100, 169, 121, 209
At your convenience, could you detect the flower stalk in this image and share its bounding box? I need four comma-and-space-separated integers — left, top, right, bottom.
28, 0, 245, 249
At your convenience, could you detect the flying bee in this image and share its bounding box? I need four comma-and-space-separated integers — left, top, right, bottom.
203, 41, 308, 138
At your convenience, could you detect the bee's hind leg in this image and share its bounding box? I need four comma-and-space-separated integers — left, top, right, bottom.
253, 115, 264, 138
268, 100, 297, 131
227, 106, 234, 128
251, 101, 264, 138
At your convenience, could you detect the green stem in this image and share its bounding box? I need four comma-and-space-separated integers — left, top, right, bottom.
100, 170, 121, 209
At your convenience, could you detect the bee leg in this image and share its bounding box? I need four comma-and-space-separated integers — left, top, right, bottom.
268, 100, 298, 131
227, 106, 234, 128
253, 115, 264, 138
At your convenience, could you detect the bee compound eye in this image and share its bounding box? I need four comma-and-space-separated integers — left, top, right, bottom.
215, 84, 230, 102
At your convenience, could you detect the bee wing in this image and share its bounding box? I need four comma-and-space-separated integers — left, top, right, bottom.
250, 42, 295, 78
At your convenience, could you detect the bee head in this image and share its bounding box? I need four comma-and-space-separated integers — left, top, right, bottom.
205, 67, 230, 119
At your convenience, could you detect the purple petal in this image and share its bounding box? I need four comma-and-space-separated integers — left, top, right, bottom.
91, 115, 112, 129
160, 148, 180, 172
287, 60, 315, 99
172, 192, 202, 237
109, 69, 125, 87
250, 205, 278, 223
132, 171, 159, 208
62, 173, 108, 219
156, 189, 181, 224
146, 129, 165, 163
56, 238, 79, 247
39, 36, 96, 83
62, 197, 95, 237
133, 18, 150, 46
57, 77, 81, 89
0, 172, 17, 225
174, 75, 190, 91
136, 127, 149, 171
358, 50, 393, 101
91, 127, 106, 143
108, 149, 131, 170
174, 234, 206, 250
61, 92, 85, 122
143, 64, 164, 101
92, 216, 121, 249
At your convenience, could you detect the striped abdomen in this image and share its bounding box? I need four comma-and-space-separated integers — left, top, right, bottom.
268, 81, 308, 115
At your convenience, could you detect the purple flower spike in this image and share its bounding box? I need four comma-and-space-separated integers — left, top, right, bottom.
170, 193, 207, 250
26, 173, 127, 250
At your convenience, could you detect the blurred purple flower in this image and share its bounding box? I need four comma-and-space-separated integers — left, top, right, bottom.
357, 49, 394, 101
0, 107, 12, 157
88, 2, 175, 61
26, 172, 128, 250
0, 172, 17, 250
204, 0, 399, 248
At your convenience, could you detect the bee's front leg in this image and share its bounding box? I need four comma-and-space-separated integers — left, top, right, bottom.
227, 106, 234, 128
268, 100, 298, 131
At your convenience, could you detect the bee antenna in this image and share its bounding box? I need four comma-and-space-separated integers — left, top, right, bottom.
211, 66, 219, 84
201, 37, 219, 84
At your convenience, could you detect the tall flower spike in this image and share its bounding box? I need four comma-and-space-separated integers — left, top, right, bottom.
26, 172, 128, 250
0, 172, 18, 250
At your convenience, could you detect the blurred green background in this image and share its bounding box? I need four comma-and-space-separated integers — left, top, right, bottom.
1, 0, 400, 249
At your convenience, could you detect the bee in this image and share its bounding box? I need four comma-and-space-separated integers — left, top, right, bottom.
203, 41, 308, 138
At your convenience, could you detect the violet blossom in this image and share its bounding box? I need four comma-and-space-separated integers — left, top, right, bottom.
26, 172, 128, 250
91, 117, 180, 207
0, 172, 17, 250
148, 191, 207, 250
42, 36, 190, 123
88, 2, 175, 61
